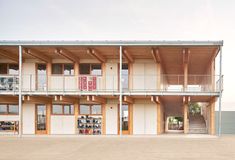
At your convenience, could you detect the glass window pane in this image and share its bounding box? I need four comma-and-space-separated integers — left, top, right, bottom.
91, 64, 102, 76
122, 105, 129, 131
79, 105, 90, 114
52, 105, 63, 114
64, 105, 74, 115
91, 105, 101, 114
9, 64, 19, 75
64, 64, 74, 75
8, 105, 18, 114
122, 64, 129, 90
52, 64, 63, 74
0, 64, 7, 74
0, 105, 7, 114
79, 64, 90, 74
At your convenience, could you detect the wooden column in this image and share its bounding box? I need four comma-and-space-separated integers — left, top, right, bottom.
129, 104, 133, 135
102, 104, 106, 135
46, 103, 51, 134
183, 103, 189, 134
209, 98, 215, 135
129, 63, 133, 91
184, 63, 188, 91
74, 102, 79, 134
74, 62, 79, 90
47, 63, 52, 91
211, 60, 215, 92
157, 103, 162, 134
157, 63, 161, 91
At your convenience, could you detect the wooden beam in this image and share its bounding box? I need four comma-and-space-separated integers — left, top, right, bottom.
183, 48, 190, 64
54, 95, 79, 104
123, 50, 134, 63
123, 96, 134, 104
0, 96, 18, 104
23, 48, 52, 63
151, 48, 161, 63
55, 48, 79, 63
0, 49, 20, 62
91, 96, 106, 104
151, 96, 160, 104
23, 96, 52, 104
87, 49, 106, 63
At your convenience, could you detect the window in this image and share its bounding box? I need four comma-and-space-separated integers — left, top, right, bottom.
0, 64, 7, 74
52, 64, 63, 74
9, 64, 19, 75
0, 64, 19, 75
8, 105, 18, 114
64, 105, 74, 115
79, 64, 102, 75
79, 104, 102, 115
52, 64, 74, 75
52, 104, 74, 115
0, 104, 18, 115
0, 105, 7, 114
79, 64, 90, 74
64, 64, 74, 75
91, 64, 102, 76
91, 105, 102, 114
52, 105, 63, 114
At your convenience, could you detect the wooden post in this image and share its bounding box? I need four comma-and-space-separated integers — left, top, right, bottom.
183, 103, 188, 134
157, 103, 162, 134
102, 104, 106, 135
210, 98, 215, 135
129, 104, 133, 135
157, 63, 161, 91
47, 63, 52, 91
74, 102, 79, 134
211, 60, 215, 92
46, 103, 51, 134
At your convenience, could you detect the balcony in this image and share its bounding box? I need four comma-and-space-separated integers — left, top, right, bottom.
19, 74, 223, 96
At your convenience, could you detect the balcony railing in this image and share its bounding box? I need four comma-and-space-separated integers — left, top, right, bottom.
0, 75, 19, 92
0, 74, 223, 94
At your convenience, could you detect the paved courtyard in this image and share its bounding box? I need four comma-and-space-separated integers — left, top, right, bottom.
0, 135, 235, 160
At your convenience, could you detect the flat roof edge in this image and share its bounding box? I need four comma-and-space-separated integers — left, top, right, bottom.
0, 40, 223, 46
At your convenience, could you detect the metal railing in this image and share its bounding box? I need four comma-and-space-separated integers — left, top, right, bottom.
0, 75, 19, 92
0, 74, 223, 93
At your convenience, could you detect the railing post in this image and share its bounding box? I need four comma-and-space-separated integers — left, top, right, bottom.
218, 46, 223, 136
119, 46, 122, 136
18, 45, 22, 137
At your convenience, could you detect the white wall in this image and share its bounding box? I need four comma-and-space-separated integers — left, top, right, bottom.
132, 63, 157, 91
22, 62, 36, 91
22, 103, 35, 134
0, 115, 19, 121
133, 103, 157, 134
51, 116, 75, 134
105, 104, 118, 134
105, 63, 118, 91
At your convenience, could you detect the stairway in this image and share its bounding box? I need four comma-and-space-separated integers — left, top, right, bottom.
189, 114, 207, 134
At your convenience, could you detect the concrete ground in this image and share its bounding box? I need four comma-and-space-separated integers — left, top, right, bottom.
0, 135, 235, 160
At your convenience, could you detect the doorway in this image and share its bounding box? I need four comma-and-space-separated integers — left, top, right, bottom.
118, 104, 130, 135
36, 64, 47, 91
35, 104, 47, 134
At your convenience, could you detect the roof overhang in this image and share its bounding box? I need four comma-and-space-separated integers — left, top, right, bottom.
0, 40, 223, 46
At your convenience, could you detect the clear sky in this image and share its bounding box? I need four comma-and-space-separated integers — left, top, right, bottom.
0, 0, 234, 109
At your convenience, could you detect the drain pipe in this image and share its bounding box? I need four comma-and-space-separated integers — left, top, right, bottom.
218, 46, 223, 136
18, 45, 22, 137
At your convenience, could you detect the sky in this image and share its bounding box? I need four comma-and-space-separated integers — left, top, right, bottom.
0, 0, 234, 109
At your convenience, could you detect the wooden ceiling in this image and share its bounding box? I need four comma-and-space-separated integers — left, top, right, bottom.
0, 45, 219, 75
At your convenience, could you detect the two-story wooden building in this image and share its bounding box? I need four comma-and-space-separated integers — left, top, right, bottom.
0, 40, 223, 136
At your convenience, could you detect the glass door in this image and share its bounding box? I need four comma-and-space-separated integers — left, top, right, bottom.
119, 104, 129, 134
35, 105, 47, 134
36, 64, 47, 91
121, 64, 129, 90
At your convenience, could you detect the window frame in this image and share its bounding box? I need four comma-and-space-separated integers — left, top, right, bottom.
79, 104, 102, 115
51, 104, 74, 115
51, 63, 74, 76
79, 64, 102, 76
0, 104, 19, 115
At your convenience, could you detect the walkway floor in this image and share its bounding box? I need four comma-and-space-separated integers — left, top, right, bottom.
0, 135, 234, 160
